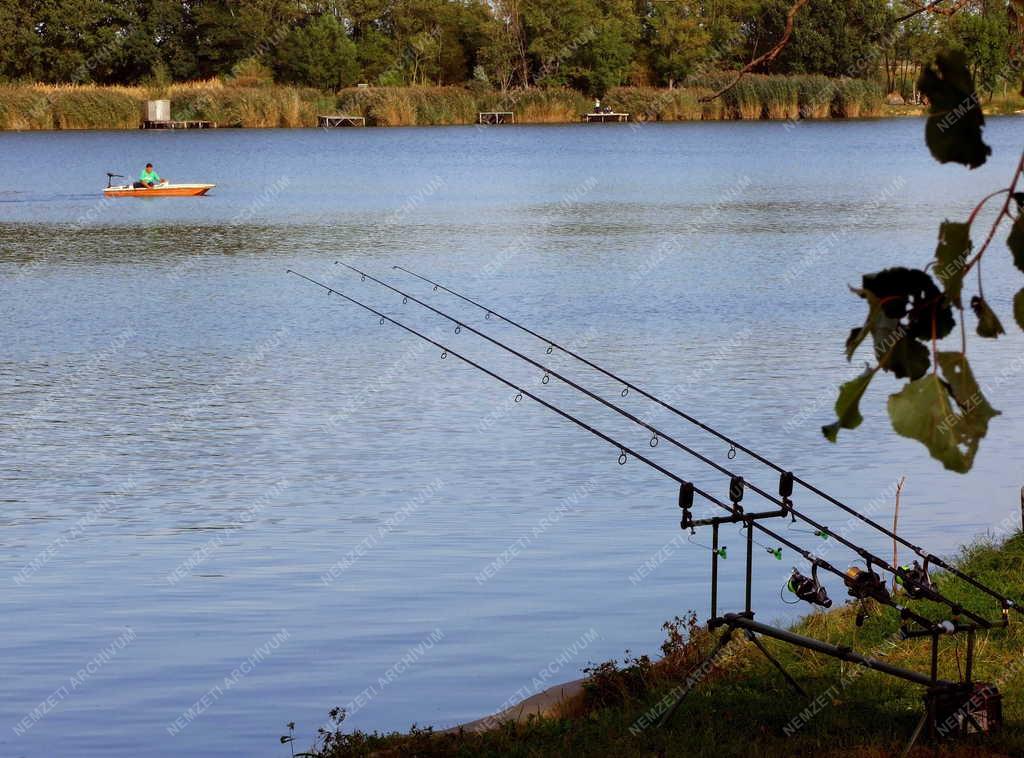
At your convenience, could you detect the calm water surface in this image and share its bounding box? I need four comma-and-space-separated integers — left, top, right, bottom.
1, 119, 1023, 757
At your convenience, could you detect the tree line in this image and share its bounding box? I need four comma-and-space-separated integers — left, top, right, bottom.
0, 1, 1019, 96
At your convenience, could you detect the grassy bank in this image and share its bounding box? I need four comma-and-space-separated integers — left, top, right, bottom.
307, 532, 1024, 757
5, 75, 1020, 130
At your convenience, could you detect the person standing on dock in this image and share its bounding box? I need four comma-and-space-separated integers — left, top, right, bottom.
593, 98, 600, 112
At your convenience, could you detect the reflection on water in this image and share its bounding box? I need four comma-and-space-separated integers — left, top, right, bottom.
1, 119, 1023, 757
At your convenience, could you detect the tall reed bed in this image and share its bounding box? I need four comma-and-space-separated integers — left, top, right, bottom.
501, 87, 589, 123
796, 75, 833, 119
171, 85, 321, 127
336, 86, 478, 125
759, 76, 799, 120
0, 75, 892, 130
49, 89, 140, 129
0, 85, 139, 129
604, 87, 702, 122
832, 78, 884, 118
0, 87, 53, 129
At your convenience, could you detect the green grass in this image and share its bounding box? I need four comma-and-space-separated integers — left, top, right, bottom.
308, 532, 1024, 757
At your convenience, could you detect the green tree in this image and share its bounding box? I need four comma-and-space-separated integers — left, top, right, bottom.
751, 0, 892, 77
274, 14, 361, 90
942, 9, 1012, 95
646, 1, 712, 87
521, 0, 638, 94
0, 0, 46, 81
194, 0, 305, 79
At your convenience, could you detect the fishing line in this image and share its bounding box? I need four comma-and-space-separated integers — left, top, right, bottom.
739, 523, 783, 560
687, 533, 727, 559
290, 269, 941, 633
348, 264, 992, 626
390, 264, 1018, 621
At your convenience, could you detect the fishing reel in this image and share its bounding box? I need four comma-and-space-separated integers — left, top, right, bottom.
787, 563, 832, 608
844, 561, 891, 604
896, 558, 938, 601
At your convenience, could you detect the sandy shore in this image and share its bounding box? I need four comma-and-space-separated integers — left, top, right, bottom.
449, 677, 586, 733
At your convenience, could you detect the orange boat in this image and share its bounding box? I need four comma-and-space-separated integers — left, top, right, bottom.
103, 182, 215, 198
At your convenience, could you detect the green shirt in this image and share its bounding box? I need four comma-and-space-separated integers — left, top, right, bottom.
139, 169, 161, 183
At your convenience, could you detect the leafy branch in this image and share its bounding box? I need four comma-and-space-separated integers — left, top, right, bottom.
824, 50, 1023, 473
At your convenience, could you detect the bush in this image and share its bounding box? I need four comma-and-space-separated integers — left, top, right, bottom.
225, 57, 275, 88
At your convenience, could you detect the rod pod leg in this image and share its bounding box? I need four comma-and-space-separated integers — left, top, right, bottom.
744, 630, 807, 698
900, 707, 930, 758
657, 626, 735, 729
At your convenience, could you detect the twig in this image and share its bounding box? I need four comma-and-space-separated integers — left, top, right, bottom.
963, 150, 1024, 277
892, 476, 906, 593
699, 0, 809, 103
895, 0, 970, 23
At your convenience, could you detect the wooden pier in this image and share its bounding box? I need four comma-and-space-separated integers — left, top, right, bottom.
478, 111, 514, 125
318, 114, 365, 128
141, 120, 215, 129
583, 112, 630, 123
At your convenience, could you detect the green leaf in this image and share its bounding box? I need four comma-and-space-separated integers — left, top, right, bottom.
887, 374, 979, 474
1009, 216, 1024, 274
883, 335, 931, 380
971, 295, 1005, 338
936, 351, 1000, 438
845, 288, 880, 361
861, 267, 955, 341
918, 50, 990, 169
1015, 288, 1024, 332
823, 367, 877, 443
845, 287, 899, 362
933, 220, 971, 307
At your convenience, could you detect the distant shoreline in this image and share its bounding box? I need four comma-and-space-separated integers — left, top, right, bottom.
6, 78, 1019, 132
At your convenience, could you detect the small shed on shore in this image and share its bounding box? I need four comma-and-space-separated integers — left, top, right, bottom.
143, 99, 170, 125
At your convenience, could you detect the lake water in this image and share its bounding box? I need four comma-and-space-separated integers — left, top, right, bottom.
2, 118, 1023, 757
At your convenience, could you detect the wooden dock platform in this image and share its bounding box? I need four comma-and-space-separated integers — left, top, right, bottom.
318, 114, 365, 128
583, 112, 629, 123
141, 120, 215, 129
478, 111, 514, 125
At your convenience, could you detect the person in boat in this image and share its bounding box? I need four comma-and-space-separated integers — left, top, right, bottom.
134, 163, 166, 189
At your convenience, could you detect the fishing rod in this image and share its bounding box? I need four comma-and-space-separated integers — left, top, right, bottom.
341, 263, 992, 628
392, 265, 1022, 618
290, 269, 943, 633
